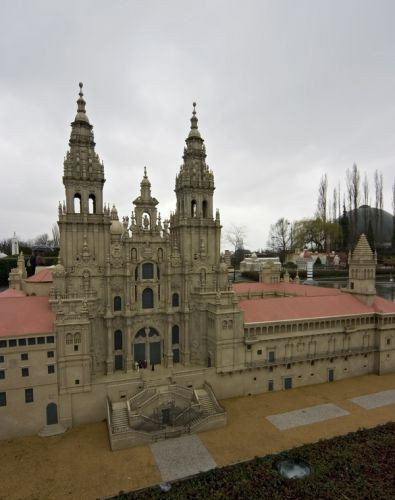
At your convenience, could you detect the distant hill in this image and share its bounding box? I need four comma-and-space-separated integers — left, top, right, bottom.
345, 205, 394, 246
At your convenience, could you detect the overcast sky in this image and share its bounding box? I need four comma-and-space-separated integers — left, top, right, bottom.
1, 0, 394, 251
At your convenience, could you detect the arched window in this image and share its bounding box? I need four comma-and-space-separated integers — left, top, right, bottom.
148, 328, 159, 337
191, 200, 197, 217
202, 200, 208, 218
66, 333, 73, 344
74, 333, 81, 344
142, 262, 154, 279
114, 330, 122, 350
74, 194, 81, 213
172, 293, 179, 307
135, 329, 146, 338
88, 194, 96, 214
113, 296, 122, 311
142, 288, 154, 309
172, 325, 179, 345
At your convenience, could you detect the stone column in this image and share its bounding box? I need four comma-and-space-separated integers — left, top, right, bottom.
106, 320, 113, 374
165, 316, 173, 368
125, 321, 133, 371
183, 313, 190, 365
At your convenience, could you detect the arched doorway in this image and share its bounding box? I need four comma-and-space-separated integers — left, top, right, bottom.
133, 327, 161, 365
46, 403, 58, 425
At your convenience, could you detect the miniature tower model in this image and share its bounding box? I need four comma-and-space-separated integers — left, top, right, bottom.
11, 232, 19, 256
171, 103, 221, 291
347, 233, 377, 305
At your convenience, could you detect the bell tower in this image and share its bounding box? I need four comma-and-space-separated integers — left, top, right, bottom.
58, 83, 110, 271
171, 103, 221, 281
347, 233, 377, 305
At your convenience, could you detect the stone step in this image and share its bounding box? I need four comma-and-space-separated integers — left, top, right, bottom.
38, 423, 67, 437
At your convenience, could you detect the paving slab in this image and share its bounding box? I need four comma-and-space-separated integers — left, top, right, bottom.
350, 389, 395, 409
150, 434, 217, 482
266, 403, 349, 430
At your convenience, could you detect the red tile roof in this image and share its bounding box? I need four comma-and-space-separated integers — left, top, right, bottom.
0, 296, 55, 337
372, 295, 395, 313
0, 288, 26, 298
239, 293, 377, 323
233, 282, 342, 297
25, 268, 53, 283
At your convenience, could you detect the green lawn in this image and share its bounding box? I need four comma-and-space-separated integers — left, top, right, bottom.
112, 422, 395, 500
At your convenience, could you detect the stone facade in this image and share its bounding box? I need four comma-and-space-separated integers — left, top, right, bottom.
1, 85, 394, 444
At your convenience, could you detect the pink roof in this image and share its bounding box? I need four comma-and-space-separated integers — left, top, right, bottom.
233, 282, 342, 297
0, 296, 55, 338
0, 288, 26, 298
239, 294, 375, 323
25, 268, 53, 283
373, 296, 395, 313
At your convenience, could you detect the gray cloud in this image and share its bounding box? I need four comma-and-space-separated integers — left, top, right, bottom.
1, 0, 394, 250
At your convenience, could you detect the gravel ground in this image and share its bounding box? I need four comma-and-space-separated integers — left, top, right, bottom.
0, 373, 393, 499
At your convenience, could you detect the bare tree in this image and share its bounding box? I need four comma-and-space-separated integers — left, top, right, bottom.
34, 233, 50, 246
337, 181, 341, 226
316, 174, 328, 222
51, 223, 60, 247
225, 224, 247, 267
362, 171, 370, 232
362, 171, 369, 206
332, 187, 338, 222
379, 171, 384, 233
346, 163, 360, 243
267, 218, 293, 259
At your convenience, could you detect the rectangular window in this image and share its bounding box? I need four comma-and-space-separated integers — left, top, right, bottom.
268, 380, 273, 391
75, 379, 80, 385
0, 370, 5, 379
9, 339, 17, 347
28, 338, 36, 346
268, 351, 275, 363
18, 338, 26, 346
0, 340, 6, 348
0, 355, 4, 363
46, 336, 54, 344
257, 349, 262, 355
25, 388, 33, 403
387, 338, 391, 345
284, 377, 292, 390
0, 392, 6, 406
21, 353, 28, 361
47, 351, 54, 358
47, 365, 55, 374
37, 337, 45, 345
22, 367, 29, 377
74, 345, 79, 352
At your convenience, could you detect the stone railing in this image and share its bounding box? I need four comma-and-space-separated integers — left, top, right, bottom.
128, 388, 156, 411
245, 345, 378, 369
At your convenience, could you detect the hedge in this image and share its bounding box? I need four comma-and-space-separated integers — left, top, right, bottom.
110, 422, 395, 500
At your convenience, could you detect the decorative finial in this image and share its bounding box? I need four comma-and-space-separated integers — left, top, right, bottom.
79, 82, 83, 96
192, 102, 196, 115
144, 166, 147, 177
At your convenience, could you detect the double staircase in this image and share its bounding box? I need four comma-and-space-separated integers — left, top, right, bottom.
107, 382, 226, 450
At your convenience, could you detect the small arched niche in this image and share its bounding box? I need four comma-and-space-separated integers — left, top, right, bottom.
74, 193, 81, 213
191, 200, 197, 217
88, 194, 96, 214
202, 200, 208, 218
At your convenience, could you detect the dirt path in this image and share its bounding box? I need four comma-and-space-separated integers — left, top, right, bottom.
0, 373, 394, 499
